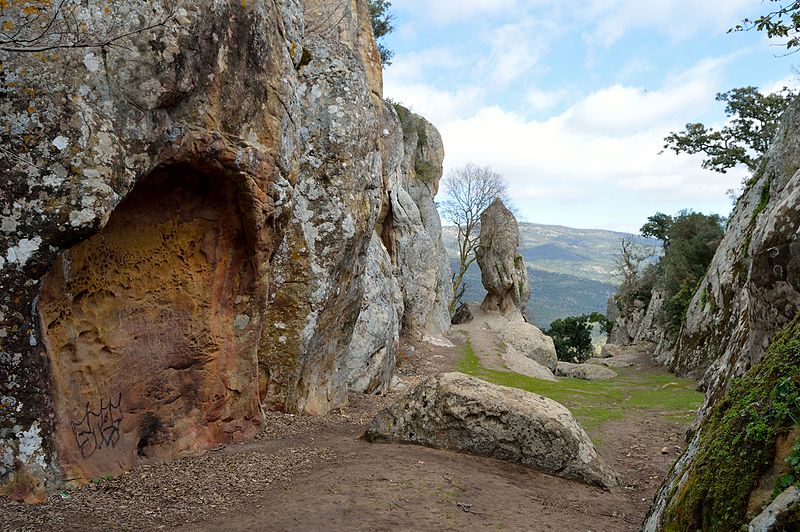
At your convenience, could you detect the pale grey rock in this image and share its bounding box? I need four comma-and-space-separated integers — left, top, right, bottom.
588, 357, 633, 368
365, 372, 619, 488
644, 100, 800, 531
476, 199, 531, 319
555, 361, 617, 381
468, 303, 557, 370
260, 34, 383, 415
498, 321, 558, 371
502, 347, 557, 381
345, 233, 403, 394
748, 486, 800, 532
386, 104, 452, 338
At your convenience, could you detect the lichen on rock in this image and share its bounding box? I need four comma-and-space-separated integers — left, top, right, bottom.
1, 0, 452, 502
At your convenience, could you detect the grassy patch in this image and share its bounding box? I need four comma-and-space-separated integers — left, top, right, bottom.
456, 337, 703, 438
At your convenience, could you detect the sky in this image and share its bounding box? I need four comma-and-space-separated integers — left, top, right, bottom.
381, 0, 800, 233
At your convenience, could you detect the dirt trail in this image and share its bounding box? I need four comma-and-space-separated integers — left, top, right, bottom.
1, 339, 693, 532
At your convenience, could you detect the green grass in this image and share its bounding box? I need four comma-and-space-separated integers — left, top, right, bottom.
456, 337, 703, 438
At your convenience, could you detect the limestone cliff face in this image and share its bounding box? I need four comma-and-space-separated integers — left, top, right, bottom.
666, 103, 800, 401
644, 100, 800, 529
0, 0, 450, 501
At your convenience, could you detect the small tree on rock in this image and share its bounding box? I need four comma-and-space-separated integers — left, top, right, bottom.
441, 163, 510, 315
367, 0, 394, 65
663, 87, 794, 175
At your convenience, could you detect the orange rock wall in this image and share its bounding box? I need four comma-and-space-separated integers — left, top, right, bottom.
37, 166, 262, 482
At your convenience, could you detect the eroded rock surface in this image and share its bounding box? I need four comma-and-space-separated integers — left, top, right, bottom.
644, 101, 800, 531
476, 199, 531, 319
1, 0, 451, 500
365, 372, 619, 488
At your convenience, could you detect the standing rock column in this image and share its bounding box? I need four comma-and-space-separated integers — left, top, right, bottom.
476, 199, 531, 320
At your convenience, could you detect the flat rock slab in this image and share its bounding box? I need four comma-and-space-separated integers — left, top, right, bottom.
502, 347, 557, 381
364, 372, 619, 488
556, 361, 618, 381
588, 357, 634, 368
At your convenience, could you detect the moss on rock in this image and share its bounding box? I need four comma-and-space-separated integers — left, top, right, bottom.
661, 315, 800, 531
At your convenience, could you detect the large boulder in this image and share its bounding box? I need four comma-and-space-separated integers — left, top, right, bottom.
464, 303, 557, 371
501, 347, 557, 382
476, 199, 531, 319
498, 320, 558, 371
365, 372, 619, 488
555, 361, 617, 381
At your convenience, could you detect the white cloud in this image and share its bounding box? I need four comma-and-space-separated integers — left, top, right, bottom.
390, 0, 528, 24
481, 18, 554, 84
584, 0, 756, 47
383, 79, 484, 125
525, 87, 571, 112
432, 57, 747, 226
763, 73, 800, 94
562, 79, 715, 135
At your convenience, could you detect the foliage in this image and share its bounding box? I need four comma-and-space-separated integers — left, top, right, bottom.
663, 86, 795, 174
367, 0, 394, 65
661, 314, 800, 531
732, 1, 800, 52
612, 238, 658, 316
656, 210, 725, 332
441, 163, 510, 314
546, 313, 610, 362
640, 212, 673, 246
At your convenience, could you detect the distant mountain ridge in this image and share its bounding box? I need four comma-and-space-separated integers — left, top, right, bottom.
442, 222, 660, 329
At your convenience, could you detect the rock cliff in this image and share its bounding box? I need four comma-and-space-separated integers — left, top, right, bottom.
643, 100, 800, 529
0, 0, 450, 501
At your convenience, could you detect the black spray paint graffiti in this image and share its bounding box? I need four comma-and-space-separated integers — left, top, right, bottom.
71, 393, 123, 459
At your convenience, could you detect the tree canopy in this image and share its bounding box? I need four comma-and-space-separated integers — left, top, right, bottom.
732, 1, 800, 52
367, 0, 394, 65
663, 87, 795, 174
640, 212, 674, 247
546, 313, 609, 363
656, 210, 725, 332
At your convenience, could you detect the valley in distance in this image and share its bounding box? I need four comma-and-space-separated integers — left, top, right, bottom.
443, 222, 661, 330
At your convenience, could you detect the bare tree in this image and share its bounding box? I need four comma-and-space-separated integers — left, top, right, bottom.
0, 0, 178, 54
441, 163, 510, 314
612, 238, 657, 312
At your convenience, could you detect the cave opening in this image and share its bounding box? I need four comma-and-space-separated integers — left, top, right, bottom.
37, 164, 263, 482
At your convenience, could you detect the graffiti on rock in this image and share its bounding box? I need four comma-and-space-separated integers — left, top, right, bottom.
71, 393, 123, 459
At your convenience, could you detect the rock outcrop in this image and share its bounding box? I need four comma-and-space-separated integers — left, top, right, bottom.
0, 0, 450, 500
365, 373, 619, 488
644, 101, 800, 530
555, 362, 617, 381
476, 199, 531, 319
455, 303, 557, 371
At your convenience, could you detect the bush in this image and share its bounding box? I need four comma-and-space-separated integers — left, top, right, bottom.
656, 210, 725, 331
546, 313, 608, 363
